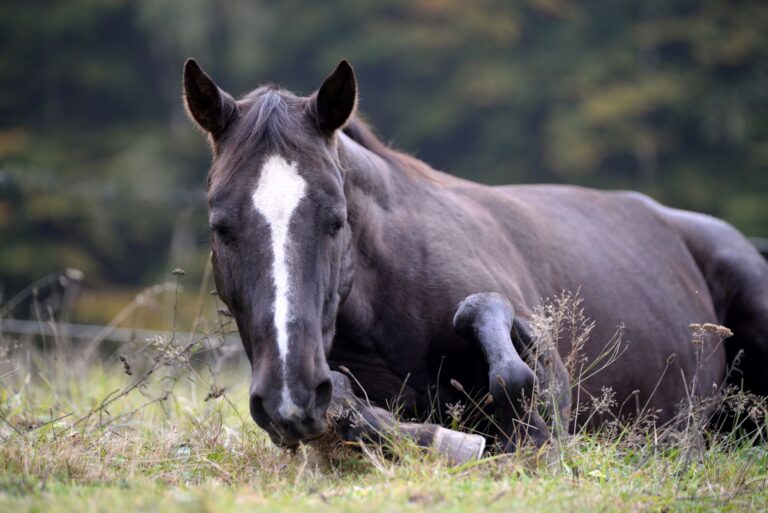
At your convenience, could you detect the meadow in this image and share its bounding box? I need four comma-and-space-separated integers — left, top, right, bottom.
1, 272, 767, 513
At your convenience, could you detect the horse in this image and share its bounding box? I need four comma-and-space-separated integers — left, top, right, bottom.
182, 58, 768, 460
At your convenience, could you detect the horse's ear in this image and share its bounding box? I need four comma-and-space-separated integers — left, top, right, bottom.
183, 59, 236, 135
313, 60, 357, 134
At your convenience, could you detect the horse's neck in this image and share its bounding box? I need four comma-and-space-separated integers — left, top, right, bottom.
338, 131, 399, 210
335, 132, 435, 343
337, 131, 432, 289
338, 130, 444, 215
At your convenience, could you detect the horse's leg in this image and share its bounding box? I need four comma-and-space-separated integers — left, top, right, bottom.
453, 292, 568, 452
667, 209, 768, 432
714, 245, 768, 431
326, 371, 486, 465
512, 316, 572, 434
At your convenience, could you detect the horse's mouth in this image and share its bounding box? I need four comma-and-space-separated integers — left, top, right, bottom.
266, 420, 328, 449
273, 433, 325, 451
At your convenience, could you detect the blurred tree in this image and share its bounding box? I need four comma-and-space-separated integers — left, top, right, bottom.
0, 0, 766, 303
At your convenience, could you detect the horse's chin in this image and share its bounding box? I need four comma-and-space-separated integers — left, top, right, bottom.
266, 422, 328, 449
273, 437, 300, 451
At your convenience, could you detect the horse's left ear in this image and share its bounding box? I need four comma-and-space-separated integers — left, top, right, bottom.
313, 60, 358, 134
183, 58, 237, 135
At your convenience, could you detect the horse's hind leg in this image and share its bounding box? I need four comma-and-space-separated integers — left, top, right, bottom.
703, 251, 768, 437
675, 214, 768, 431
717, 251, 768, 404
453, 293, 570, 452
326, 371, 486, 465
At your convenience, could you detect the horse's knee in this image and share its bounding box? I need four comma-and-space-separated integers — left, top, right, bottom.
328, 370, 357, 410
453, 292, 535, 402
453, 292, 514, 340
453, 292, 556, 450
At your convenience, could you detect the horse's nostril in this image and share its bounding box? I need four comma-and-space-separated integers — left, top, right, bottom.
314, 378, 333, 413
249, 393, 266, 423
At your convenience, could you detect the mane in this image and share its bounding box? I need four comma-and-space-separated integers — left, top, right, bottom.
341, 117, 396, 160
342, 117, 446, 183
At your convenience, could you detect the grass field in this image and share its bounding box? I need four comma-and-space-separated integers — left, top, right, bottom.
1, 278, 767, 512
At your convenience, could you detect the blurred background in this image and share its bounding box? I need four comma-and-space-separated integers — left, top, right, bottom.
1, 0, 767, 328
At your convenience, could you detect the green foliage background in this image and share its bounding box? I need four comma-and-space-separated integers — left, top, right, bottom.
1, 0, 767, 299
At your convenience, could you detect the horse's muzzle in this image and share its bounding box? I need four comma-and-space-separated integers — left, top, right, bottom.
249, 378, 333, 446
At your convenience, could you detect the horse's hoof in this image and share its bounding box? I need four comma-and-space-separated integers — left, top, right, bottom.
432, 427, 486, 465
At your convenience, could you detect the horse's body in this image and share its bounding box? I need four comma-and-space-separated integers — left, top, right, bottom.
183, 59, 768, 452
332, 122, 760, 427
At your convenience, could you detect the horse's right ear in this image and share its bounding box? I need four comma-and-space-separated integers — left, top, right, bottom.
183, 59, 236, 135
312, 60, 358, 135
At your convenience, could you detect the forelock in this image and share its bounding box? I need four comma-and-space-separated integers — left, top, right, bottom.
209, 87, 322, 194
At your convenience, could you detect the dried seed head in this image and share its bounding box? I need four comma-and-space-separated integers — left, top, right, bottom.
119, 354, 132, 376
445, 401, 466, 423
204, 385, 227, 401
689, 322, 733, 345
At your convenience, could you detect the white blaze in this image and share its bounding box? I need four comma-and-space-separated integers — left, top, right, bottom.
252, 154, 307, 419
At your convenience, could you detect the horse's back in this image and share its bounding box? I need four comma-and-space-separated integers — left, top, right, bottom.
448, 183, 720, 332
470, 184, 717, 319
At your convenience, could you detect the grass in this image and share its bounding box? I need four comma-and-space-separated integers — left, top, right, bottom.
2, 362, 765, 513
1, 272, 767, 512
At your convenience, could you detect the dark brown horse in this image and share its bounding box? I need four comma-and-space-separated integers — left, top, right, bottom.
183, 59, 768, 459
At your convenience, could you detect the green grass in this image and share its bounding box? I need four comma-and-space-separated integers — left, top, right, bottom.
1, 279, 767, 512
1, 356, 767, 513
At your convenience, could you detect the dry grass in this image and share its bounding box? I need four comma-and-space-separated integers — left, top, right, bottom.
1, 272, 767, 512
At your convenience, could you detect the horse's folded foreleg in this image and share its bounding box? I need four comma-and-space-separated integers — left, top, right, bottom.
326, 371, 486, 465
453, 292, 569, 452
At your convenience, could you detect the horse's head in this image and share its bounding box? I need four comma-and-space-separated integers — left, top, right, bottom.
183, 59, 357, 446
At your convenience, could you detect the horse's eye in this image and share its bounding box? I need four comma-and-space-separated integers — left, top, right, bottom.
212, 225, 235, 245
328, 219, 345, 237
